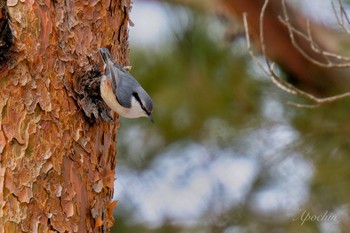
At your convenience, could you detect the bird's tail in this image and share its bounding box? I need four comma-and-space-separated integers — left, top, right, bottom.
98, 48, 113, 65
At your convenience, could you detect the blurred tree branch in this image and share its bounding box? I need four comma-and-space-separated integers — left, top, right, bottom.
150, 0, 350, 95
244, 0, 350, 108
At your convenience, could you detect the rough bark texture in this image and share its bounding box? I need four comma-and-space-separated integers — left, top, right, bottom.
0, 0, 130, 232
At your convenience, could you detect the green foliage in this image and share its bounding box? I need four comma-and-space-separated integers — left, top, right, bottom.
113, 4, 350, 233
129, 14, 264, 143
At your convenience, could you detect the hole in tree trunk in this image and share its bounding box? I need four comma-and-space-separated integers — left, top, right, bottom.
73, 67, 114, 123
0, 4, 13, 66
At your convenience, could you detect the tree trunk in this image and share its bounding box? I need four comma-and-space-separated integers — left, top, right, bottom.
0, 0, 130, 232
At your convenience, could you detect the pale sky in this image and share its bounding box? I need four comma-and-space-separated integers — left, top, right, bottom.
129, 1, 173, 47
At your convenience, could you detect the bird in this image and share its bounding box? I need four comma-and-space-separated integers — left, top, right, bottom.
98, 48, 154, 122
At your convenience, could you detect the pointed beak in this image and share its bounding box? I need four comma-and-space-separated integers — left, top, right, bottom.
148, 114, 154, 123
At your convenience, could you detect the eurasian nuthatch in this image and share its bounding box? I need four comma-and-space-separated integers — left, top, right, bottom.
99, 48, 154, 122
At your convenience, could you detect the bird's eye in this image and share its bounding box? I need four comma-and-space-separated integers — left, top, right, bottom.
132, 92, 150, 115
132, 92, 141, 102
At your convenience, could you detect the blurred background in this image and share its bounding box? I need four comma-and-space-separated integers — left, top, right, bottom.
111, 0, 350, 232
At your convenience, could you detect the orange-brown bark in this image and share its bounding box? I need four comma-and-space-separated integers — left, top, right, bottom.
0, 0, 129, 232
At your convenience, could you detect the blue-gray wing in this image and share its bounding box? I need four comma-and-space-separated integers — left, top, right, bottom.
113, 70, 141, 108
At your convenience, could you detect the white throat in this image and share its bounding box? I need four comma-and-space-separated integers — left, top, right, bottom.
100, 78, 147, 119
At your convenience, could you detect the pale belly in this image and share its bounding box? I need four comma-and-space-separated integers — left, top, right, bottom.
100, 77, 146, 119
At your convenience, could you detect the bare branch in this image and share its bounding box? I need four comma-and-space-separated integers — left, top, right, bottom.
243, 0, 350, 108
278, 0, 350, 68
333, 0, 350, 36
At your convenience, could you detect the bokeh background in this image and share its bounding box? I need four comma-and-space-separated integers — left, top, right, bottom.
111, 1, 350, 232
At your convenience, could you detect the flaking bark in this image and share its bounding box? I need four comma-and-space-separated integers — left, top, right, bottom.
0, 0, 130, 232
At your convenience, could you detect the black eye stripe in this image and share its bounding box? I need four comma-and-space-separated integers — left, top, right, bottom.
132, 92, 150, 115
